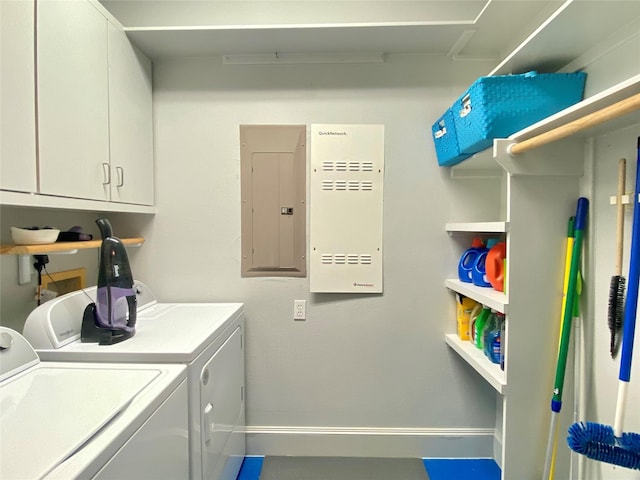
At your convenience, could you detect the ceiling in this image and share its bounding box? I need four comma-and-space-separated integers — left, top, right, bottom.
95, 1, 567, 60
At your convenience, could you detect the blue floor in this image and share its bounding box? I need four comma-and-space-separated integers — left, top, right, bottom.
237, 456, 501, 480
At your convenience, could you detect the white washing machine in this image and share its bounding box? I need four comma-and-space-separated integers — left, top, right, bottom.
23, 281, 246, 480
0, 326, 189, 480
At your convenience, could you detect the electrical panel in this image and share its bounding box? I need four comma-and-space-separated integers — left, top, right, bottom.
310, 124, 384, 293
240, 125, 306, 277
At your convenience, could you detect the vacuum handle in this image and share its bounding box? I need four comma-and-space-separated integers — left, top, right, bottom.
96, 218, 114, 240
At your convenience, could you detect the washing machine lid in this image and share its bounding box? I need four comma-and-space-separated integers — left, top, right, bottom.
0, 363, 163, 480
35, 302, 244, 363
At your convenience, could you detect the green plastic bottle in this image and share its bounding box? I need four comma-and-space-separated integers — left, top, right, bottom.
474, 307, 491, 349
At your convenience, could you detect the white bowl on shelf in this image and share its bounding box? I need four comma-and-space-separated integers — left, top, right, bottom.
10, 227, 60, 245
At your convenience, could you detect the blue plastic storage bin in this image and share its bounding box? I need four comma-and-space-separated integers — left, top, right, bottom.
453, 71, 586, 154
432, 108, 472, 166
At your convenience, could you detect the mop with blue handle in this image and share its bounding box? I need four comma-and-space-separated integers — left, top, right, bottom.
567, 137, 640, 469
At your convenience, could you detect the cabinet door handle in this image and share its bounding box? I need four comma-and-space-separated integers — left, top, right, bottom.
102, 163, 111, 185
116, 166, 124, 187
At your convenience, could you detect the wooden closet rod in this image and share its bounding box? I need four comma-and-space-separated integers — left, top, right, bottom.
509, 92, 640, 156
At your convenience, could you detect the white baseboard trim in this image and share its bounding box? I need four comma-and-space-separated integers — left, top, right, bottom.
245, 426, 496, 458
246, 426, 494, 436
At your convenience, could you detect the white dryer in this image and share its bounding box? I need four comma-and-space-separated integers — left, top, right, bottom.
23, 281, 246, 480
0, 327, 189, 480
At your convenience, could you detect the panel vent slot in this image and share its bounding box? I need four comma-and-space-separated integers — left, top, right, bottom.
319, 180, 374, 191
318, 253, 374, 265
319, 161, 375, 173
334, 254, 346, 264
360, 255, 372, 264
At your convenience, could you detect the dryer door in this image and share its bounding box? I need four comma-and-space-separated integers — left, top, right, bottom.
199, 326, 244, 479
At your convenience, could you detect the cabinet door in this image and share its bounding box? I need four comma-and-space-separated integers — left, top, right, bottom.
107, 22, 154, 206
37, 0, 109, 201
1, 0, 37, 193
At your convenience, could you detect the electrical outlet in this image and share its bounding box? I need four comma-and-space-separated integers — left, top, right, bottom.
294, 300, 306, 320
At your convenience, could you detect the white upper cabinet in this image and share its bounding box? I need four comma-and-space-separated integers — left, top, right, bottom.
37, 0, 110, 201
0, 0, 155, 213
107, 22, 154, 206
0, 0, 37, 193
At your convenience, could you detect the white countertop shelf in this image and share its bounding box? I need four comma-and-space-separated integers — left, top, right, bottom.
445, 222, 508, 233
445, 333, 506, 394
124, 22, 470, 60
445, 279, 507, 314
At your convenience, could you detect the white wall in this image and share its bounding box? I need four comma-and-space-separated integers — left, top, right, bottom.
112, 54, 505, 456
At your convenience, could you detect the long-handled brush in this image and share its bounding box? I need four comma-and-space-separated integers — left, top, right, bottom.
567, 137, 640, 469
609, 158, 627, 358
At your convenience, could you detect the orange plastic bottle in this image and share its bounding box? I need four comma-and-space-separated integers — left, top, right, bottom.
485, 241, 506, 292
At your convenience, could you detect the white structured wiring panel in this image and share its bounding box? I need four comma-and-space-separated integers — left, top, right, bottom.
310, 124, 384, 293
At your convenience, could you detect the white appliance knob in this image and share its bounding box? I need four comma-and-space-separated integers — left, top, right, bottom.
0, 332, 13, 350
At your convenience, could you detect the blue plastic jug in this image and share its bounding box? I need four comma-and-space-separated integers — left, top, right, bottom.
458, 238, 486, 283
472, 239, 497, 287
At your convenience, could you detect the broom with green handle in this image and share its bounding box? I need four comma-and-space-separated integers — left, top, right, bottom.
543, 216, 575, 480
543, 199, 587, 480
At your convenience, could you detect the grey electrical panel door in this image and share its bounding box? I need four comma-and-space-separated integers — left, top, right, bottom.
240, 125, 306, 277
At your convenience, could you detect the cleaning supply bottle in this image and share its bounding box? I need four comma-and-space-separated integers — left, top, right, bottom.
468, 303, 483, 345
458, 238, 486, 283
487, 313, 504, 364
474, 306, 491, 349
483, 310, 497, 358
456, 294, 478, 341
472, 239, 496, 288
500, 315, 506, 370
486, 241, 507, 292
